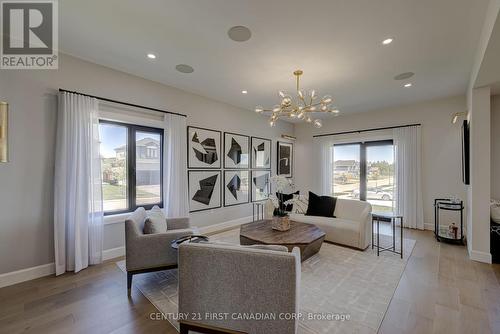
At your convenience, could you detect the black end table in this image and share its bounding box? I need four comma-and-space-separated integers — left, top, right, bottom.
372, 212, 403, 259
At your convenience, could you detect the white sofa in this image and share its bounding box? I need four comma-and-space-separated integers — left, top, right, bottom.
289, 198, 372, 250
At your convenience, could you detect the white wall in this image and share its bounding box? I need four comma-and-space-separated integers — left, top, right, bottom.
492, 95, 500, 199
294, 96, 467, 228
0, 54, 293, 275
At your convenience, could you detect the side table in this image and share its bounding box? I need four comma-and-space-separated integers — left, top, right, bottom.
372, 212, 403, 259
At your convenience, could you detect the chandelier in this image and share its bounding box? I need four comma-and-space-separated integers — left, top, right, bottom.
255, 70, 339, 128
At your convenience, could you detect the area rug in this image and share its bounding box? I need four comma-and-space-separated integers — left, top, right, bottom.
117, 228, 415, 333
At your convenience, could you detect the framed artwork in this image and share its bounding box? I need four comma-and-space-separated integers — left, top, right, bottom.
277, 141, 293, 178
188, 170, 222, 212
251, 170, 271, 202
251, 137, 271, 169
223, 170, 250, 207
187, 126, 222, 169
224, 132, 249, 169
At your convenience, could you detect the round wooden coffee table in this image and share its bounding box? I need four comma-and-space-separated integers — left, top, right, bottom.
239, 219, 326, 261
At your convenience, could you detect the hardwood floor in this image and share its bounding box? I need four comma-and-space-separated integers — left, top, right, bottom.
0, 228, 498, 334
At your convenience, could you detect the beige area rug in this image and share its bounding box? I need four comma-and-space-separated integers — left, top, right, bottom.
117, 228, 415, 333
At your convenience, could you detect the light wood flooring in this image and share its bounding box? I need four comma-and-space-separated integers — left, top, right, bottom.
0, 227, 499, 334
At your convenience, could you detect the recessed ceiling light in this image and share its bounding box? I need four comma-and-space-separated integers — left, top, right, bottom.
175, 64, 194, 73
394, 72, 414, 80
241, 90, 248, 94
147, 53, 157, 59
228, 26, 252, 42
382, 38, 393, 45
404, 83, 412, 88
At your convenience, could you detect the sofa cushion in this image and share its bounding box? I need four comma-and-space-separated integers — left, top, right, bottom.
306, 191, 336, 218
291, 194, 309, 214
276, 191, 299, 212
144, 206, 167, 234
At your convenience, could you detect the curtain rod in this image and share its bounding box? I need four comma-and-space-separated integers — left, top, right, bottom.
58, 89, 187, 118
312, 123, 421, 138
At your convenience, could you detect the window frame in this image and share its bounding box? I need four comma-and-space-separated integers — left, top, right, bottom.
332, 139, 394, 202
99, 120, 164, 216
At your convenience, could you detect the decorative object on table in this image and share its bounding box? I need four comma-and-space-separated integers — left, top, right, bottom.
277, 141, 293, 177
251, 170, 270, 202
254, 69, 339, 128
0, 102, 7, 163
434, 198, 464, 244
372, 212, 403, 258
187, 126, 221, 168
223, 132, 249, 169
251, 136, 271, 169
268, 175, 295, 231
188, 170, 221, 212
223, 170, 249, 207
171, 235, 210, 250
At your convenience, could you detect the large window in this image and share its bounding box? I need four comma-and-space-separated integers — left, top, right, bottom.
99, 121, 163, 214
332, 140, 395, 213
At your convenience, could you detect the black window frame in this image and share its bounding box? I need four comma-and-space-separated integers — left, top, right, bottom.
99, 120, 164, 216
333, 139, 394, 202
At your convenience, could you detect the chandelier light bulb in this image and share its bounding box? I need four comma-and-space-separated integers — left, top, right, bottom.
272, 105, 281, 112
313, 119, 322, 128
255, 106, 263, 113
269, 119, 276, 127
322, 95, 333, 104
298, 90, 304, 99
321, 105, 328, 111
331, 109, 340, 114
306, 116, 312, 123
310, 90, 316, 99
279, 91, 286, 98
290, 113, 297, 118
297, 112, 305, 119
309, 105, 317, 111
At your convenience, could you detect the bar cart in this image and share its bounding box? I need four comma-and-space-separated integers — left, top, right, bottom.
434, 198, 464, 244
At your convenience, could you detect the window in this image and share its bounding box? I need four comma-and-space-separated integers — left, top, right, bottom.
332, 140, 395, 213
99, 120, 163, 214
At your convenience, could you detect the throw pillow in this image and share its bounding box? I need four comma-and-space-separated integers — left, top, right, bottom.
276, 191, 300, 212
144, 206, 167, 234
292, 194, 309, 214
305, 191, 337, 218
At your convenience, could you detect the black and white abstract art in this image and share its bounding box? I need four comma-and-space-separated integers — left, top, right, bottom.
224, 170, 249, 207
224, 132, 249, 169
277, 141, 293, 178
187, 126, 221, 169
251, 137, 271, 169
188, 170, 221, 212
251, 170, 271, 202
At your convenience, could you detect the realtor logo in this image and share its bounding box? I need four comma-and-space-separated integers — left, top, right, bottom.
1, 0, 58, 69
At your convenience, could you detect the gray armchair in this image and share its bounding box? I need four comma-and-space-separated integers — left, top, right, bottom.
125, 207, 196, 295
178, 242, 301, 334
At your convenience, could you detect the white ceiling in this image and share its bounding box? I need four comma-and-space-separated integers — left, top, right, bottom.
60, 0, 489, 116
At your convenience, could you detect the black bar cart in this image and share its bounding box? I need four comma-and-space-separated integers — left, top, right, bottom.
434, 198, 464, 244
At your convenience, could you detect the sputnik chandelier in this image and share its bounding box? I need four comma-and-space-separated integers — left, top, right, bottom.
255, 69, 339, 128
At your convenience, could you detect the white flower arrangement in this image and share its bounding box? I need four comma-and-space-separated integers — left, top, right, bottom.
269, 175, 295, 216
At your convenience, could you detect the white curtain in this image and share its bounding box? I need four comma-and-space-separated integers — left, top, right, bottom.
313, 136, 334, 196
163, 113, 190, 217
393, 126, 424, 229
54, 92, 103, 276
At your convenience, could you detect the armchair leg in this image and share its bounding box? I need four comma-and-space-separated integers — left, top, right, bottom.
127, 272, 133, 295
180, 323, 189, 334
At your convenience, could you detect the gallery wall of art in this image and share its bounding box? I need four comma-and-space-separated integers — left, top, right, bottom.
187, 126, 292, 215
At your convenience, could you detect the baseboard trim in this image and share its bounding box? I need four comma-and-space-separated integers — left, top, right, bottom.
103, 246, 126, 261
468, 249, 492, 263
0, 263, 55, 288
423, 223, 434, 231
199, 215, 253, 235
